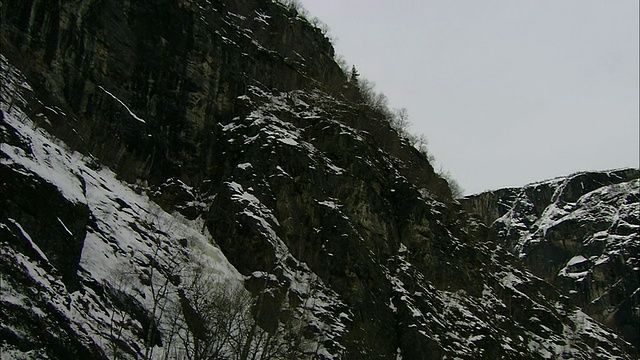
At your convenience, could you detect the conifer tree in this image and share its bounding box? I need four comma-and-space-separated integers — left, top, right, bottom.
349, 65, 360, 84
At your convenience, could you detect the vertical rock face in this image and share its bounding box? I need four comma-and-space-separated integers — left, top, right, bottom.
1, 1, 638, 359
462, 169, 640, 350
2, 0, 345, 184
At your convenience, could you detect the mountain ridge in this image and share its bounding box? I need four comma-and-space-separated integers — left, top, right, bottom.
462, 168, 640, 350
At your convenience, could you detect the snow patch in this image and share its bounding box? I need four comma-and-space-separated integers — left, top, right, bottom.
97, 85, 147, 123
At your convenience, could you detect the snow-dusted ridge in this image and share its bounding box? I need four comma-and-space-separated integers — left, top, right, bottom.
462, 167, 640, 350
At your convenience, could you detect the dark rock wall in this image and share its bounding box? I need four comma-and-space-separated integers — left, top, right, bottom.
1, 0, 345, 185
201, 89, 453, 357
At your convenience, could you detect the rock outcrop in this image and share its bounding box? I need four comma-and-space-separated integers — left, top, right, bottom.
1, 0, 637, 358
462, 169, 640, 351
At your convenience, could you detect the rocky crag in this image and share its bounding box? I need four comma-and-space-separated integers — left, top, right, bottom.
1, 0, 637, 358
462, 169, 640, 351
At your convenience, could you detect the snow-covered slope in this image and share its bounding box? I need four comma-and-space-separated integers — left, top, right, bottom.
463, 169, 640, 350
1, 54, 245, 358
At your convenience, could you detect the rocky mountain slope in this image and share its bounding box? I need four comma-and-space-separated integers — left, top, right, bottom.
1, 0, 637, 358
462, 169, 640, 351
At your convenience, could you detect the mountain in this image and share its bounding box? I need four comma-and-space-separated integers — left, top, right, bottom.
1, 0, 637, 359
462, 169, 640, 351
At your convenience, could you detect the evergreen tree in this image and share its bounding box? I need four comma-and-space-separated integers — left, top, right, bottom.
349, 65, 360, 84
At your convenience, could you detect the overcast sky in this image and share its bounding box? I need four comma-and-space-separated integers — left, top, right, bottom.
300, 0, 639, 195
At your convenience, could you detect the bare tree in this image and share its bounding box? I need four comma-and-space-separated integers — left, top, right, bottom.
106, 209, 308, 359
174, 265, 303, 360
105, 251, 182, 360
276, 0, 309, 18
106, 266, 137, 359
334, 55, 350, 76
142, 245, 183, 359
136, 211, 186, 359
439, 168, 465, 199
390, 108, 410, 134
175, 267, 241, 359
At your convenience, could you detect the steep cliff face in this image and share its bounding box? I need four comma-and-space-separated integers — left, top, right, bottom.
2, 0, 346, 185
1, 1, 638, 359
463, 169, 640, 350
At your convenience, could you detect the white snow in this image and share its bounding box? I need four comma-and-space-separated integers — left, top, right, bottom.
278, 136, 298, 146
0, 116, 87, 204
317, 199, 341, 209
6, 218, 50, 263
566, 255, 588, 267
97, 85, 147, 123
500, 272, 522, 290
56, 217, 73, 236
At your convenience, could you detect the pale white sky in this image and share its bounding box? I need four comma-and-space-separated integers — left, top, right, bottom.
300, 0, 639, 195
